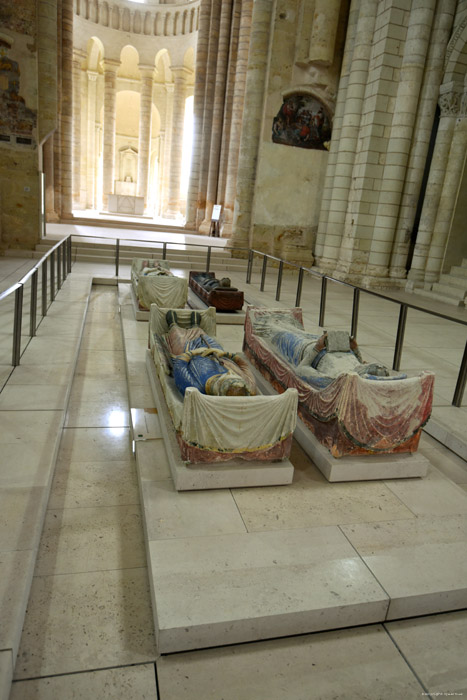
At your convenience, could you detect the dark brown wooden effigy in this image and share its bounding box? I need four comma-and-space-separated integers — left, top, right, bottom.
189, 271, 244, 312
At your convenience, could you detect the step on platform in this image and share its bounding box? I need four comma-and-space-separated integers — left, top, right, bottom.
119, 290, 467, 656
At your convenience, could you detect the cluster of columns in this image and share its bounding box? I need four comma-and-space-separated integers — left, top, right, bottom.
185, 0, 253, 236
68, 56, 191, 217
409, 83, 467, 284
44, 0, 74, 221
314, 0, 457, 286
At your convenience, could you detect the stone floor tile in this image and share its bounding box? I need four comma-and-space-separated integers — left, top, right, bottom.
142, 479, 246, 540
19, 337, 77, 365
7, 364, 73, 386
0, 384, 68, 411
48, 459, 138, 509
14, 568, 157, 679
35, 316, 85, 338
0, 651, 13, 700
384, 465, 467, 516
0, 410, 62, 444
10, 664, 158, 700
232, 443, 415, 531
0, 442, 57, 488
69, 377, 128, 403
386, 611, 467, 695
157, 625, 423, 700
129, 384, 156, 408
0, 486, 47, 551
150, 527, 388, 652
0, 548, 36, 656
65, 400, 130, 428
135, 441, 171, 482
58, 427, 132, 462
35, 505, 146, 576
341, 515, 467, 619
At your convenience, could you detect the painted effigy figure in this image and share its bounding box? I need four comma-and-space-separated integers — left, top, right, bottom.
163, 311, 256, 397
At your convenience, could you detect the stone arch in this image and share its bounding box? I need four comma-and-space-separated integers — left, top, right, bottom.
118, 45, 140, 80
184, 47, 195, 73
86, 36, 104, 71
155, 49, 171, 84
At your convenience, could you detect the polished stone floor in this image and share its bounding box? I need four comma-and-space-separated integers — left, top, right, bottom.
1, 229, 467, 699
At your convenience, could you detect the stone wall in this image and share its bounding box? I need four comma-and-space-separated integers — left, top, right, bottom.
0, 0, 58, 251
234, 0, 348, 264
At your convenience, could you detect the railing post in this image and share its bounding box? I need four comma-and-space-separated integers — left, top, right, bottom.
30, 270, 38, 337
318, 276, 327, 326
42, 260, 48, 316
276, 260, 284, 301
62, 240, 67, 280
452, 339, 467, 407
206, 246, 211, 273
351, 287, 360, 339
393, 304, 408, 371
162, 242, 167, 260
260, 255, 267, 291
115, 239, 120, 277
295, 267, 304, 307
246, 250, 253, 284
12, 285, 23, 366
67, 237, 72, 272
50, 251, 55, 301
57, 245, 62, 289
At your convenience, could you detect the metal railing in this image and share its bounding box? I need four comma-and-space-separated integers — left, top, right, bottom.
0, 236, 72, 368
2, 232, 465, 408
245, 249, 467, 408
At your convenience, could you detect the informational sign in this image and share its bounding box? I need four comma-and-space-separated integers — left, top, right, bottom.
212, 204, 222, 221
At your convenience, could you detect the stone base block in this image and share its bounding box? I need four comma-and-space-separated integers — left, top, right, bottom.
145, 351, 294, 491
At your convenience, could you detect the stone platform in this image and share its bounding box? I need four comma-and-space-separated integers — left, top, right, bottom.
119, 288, 467, 656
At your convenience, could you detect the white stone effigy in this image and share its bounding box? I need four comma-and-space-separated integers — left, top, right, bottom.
243, 307, 434, 479
146, 305, 298, 488
131, 258, 188, 313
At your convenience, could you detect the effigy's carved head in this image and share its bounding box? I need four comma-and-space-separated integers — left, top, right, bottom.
206, 371, 253, 396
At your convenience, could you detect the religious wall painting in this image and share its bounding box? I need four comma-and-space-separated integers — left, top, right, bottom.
0, 41, 36, 145
272, 94, 331, 150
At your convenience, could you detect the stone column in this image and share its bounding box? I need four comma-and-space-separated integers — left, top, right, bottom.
72, 54, 83, 210
308, 0, 341, 65
43, 135, 57, 221
137, 65, 154, 207
161, 85, 174, 215
102, 60, 119, 210
196, 0, 222, 227
365, 0, 436, 280
86, 70, 98, 209
199, 0, 233, 233
60, 0, 73, 218
317, 0, 378, 269
185, 0, 211, 228
220, 0, 253, 237
391, 0, 456, 279
408, 90, 459, 282
165, 66, 189, 218
314, 0, 358, 264
231, 0, 274, 250
424, 112, 467, 283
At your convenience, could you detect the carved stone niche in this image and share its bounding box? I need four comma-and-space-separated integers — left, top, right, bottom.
272, 92, 331, 150
115, 145, 138, 195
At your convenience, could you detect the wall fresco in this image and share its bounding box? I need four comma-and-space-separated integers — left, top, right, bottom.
272, 94, 331, 150
0, 45, 36, 143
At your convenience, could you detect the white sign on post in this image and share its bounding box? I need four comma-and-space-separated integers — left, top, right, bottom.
212, 204, 222, 221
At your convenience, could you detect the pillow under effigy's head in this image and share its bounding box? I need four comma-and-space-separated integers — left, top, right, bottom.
325, 330, 352, 353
